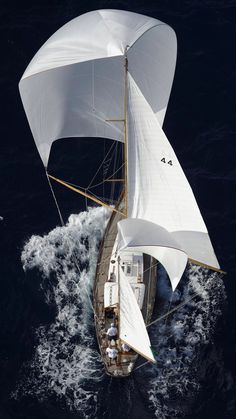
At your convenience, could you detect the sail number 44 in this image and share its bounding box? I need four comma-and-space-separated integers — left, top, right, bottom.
161, 157, 173, 165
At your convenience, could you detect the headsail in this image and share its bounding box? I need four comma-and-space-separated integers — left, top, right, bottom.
117, 73, 219, 289
119, 262, 155, 363
118, 219, 188, 291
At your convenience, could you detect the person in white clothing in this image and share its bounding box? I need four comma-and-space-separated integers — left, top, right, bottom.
106, 323, 118, 341
106, 345, 118, 365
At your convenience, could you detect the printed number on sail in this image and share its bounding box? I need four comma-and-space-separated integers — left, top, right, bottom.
161, 158, 173, 165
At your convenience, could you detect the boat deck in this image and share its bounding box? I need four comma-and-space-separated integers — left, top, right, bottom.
93, 203, 158, 376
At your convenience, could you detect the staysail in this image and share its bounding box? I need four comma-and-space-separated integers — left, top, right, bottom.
118, 219, 188, 291
117, 73, 220, 289
119, 263, 155, 363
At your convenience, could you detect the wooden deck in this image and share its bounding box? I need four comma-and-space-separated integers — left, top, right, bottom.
93, 202, 158, 377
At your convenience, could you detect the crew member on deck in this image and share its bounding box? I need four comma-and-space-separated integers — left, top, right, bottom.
106, 345, 118, 366
122, 342, 130, 352
106, 323, 118, 341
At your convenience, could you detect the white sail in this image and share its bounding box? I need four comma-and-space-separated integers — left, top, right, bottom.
119, 263, 155, 363
117, 73, 220, 288
19, 10, 176, 167
118, 218, 188, 291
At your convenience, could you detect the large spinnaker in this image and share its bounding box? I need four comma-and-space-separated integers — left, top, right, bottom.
119, 263, 155, 363
19, 10, 176, 167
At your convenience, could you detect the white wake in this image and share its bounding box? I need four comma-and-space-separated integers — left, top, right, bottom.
136, 265, 226, 418
16, 206, 110, 416
15, 207, 226, 418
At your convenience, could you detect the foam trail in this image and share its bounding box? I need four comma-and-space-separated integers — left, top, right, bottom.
14, 206, 226, 418
16, 206, 110, 416
135, 265, 226, 418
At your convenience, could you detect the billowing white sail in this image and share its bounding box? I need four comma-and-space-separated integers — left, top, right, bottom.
19, 10, 176, 167
119, 263, 155, 363
117, 73, 219, 289
118, 218, 188, 291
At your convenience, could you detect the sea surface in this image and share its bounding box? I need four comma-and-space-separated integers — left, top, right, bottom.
0, 1, 236, 418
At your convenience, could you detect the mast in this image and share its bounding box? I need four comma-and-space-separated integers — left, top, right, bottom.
124, 46, 129, 218
117, 47, 129, 344
117, 256, 121, 339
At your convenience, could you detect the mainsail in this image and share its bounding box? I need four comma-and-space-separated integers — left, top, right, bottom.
117, 73, 220, 289
119, 263, 155, 363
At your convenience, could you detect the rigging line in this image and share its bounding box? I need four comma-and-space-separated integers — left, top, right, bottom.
58, 178, 87, 191
86, 184, 119, 205
117, 142, 124, 202
53, 178, 112, 200
46, 171, 65, 226
96, 137, 120, 194
133, 360, 150, 371
135, 276, 218, 372
47, 152, 121, 196
86, 188, 115, 204
47, 163, 123, 205
89, 163, 125, 190
53, 178, 95, 212
46, 173, 96, 316
146, 291, 201, 328
145, 257, 153, 324
134, 317, 193, 372
143, 261, 159, 275
80, 185, 117, 206
46, 171, 80, 269
52, 176, 118, 206
48, 174, 124, 216
47, 173, 97, 316
101, 142, 117, 182
134, 292, 203, 372
58, 178, 116, 206
164, 293, 173, 328
85, 188, 88, 211
110, 141, 119, 203
87, 140, 116, 189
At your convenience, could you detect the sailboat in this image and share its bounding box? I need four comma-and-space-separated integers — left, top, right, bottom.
19, 10, 225, 377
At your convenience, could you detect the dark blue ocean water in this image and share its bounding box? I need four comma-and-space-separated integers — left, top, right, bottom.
1, 1, 236, 418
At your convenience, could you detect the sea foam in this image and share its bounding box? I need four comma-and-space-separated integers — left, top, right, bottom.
15, 207, 226, 418
137, 266, 226, 418
17, 206, 110, 416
